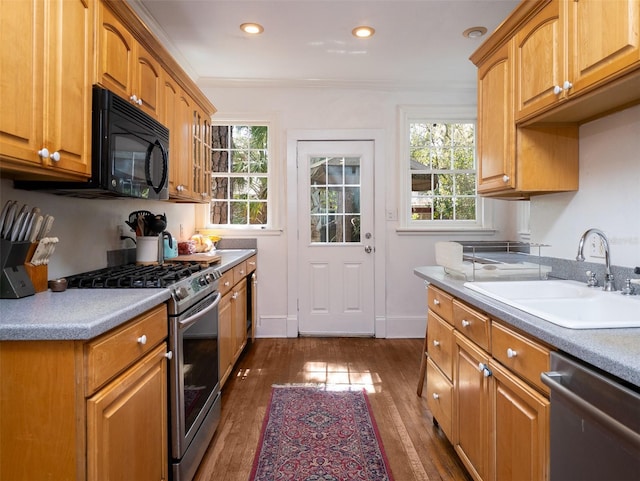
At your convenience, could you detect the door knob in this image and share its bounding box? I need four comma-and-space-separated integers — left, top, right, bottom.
364, 245, 373, 253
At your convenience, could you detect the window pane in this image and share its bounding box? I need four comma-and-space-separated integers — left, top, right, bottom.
249, 150, 268, 173
249, 126, 268, 149
310, 162, 327, 185
344, 160, 360, 184
249, 201, 267, 224
455, 197, 476, 220
431, 147, 450, 169
231, 177, 249, 199
211, 200, 228, 224
433, 197, 453, 220
345, 187, 360, 214
345, 215, 361, 242
249, 177, 268, 200
327, 159, 343, 184
231, 201, 247, 224
328, 186, 343, 213
455, 173, 477, 195
434, 173, 452, 196
231, 150, 248, 173
453, 147, 474, 170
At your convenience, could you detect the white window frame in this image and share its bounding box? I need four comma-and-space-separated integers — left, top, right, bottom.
397, 105, 493, 233
200, 113, 282, 233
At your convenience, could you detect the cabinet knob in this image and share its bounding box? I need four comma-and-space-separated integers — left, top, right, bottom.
224, 281, 230, 287
38, 148, 50, 159
502, 175, 510, 183
433, 340, 440, 347
461, 319, 471, 328
477, 362, 492, 377
553, 85, 563, 95
137, 334, 147, 345
130, 94, 142, 105
232, 292, 238, 299
432, 393, 440, 400
507, 348, 517, 358
165, 351, 173, 360
433, 299, 440, 306
563, 80, 573, 91
50, 151, 60, 162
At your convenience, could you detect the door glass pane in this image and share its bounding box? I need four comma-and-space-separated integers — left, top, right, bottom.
309, 156, 361, 244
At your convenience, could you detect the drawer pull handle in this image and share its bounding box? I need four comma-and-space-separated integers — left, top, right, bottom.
433, 299, 440, 306
433, 340, 440, 347
461, 319, 470, 328
165, 351, 173, 360
137, 335, 147, 345
224, 281, 230, 287
507, 348, 517, 358
432, 393, 440, 400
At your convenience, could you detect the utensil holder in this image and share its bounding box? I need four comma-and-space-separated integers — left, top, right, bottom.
136, 236, 161, 265
0, 239, 35, 298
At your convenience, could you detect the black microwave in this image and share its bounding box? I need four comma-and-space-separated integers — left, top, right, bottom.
15, 86, 169, 200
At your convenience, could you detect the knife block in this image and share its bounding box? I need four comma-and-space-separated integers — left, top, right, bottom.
0, 239, 35, 298
24, 242, 48, 293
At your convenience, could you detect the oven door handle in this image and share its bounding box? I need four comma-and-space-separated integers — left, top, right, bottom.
178, 292, 221, 330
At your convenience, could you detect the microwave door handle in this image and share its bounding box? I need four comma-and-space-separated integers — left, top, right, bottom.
145, 140, 168, 194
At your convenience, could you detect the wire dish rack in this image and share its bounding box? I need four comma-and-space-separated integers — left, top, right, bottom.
436, 241, 552, 281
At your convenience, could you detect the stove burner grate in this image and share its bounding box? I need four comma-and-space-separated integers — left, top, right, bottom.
66, 263, 206, 288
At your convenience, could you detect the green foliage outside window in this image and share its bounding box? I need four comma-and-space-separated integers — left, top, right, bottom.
409, 122, 477, 221
211, 125, 269, 225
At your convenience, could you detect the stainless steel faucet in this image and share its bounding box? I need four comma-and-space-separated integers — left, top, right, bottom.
576, 228, 616, 291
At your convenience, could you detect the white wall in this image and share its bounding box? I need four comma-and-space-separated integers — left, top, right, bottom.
0, 180, 198, 278
200, 84, 517, 338
530, 104, 640, 269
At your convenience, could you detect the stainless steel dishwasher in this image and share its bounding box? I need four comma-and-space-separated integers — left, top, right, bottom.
541, 352, 640, 481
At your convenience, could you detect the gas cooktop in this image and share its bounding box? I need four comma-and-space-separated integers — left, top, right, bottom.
66, 263, 209, 288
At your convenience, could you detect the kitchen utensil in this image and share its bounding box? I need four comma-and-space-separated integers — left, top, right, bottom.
28, 215, 43, 243
10, 210, 26, 242
37, 215, 54, 240
0, 200, 15, 237
2, 201, 17, 239
147, 213, 167, 235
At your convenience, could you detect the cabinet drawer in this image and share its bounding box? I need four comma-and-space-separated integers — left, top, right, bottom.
233, 261, 248, 285
453, 299, 490, 351
246, 255, 257, 274
85, 304, 168, 395
492, 321, 551, 395
219, 269, 234, 296
427, 311, 455, 381
426, 357, 453, 441
427, 285, 454, 325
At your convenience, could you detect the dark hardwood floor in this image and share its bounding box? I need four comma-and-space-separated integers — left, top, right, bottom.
194, 337, 471, 481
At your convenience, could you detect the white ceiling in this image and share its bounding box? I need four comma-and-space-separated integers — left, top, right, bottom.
129, 0, 519, 91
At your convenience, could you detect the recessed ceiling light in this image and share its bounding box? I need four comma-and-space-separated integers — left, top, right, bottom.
240, 23, 264, 35
352, 26, 375, 38
463, 26, 487, 39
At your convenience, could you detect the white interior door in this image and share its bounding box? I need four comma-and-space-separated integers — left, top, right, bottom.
297, 140, 375, 336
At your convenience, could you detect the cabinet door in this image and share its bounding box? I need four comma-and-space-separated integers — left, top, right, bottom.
135, 46, 161, 119
96, 4, 134, 100
491, 361, 550, 481
515, 0, 566, 120
569, 0, 640, 93
477, 41, 515, 195
44, 0, 92, 177
219, 291, 233, 386
87, 343, 168, 481
162, 72, 180, 194
232, 278, 248, 356
454, 332, 491, 481
172, 90, 194, 199
0, 0, 43, 166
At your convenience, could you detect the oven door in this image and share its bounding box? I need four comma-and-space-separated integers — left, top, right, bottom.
169, 291, 221, 459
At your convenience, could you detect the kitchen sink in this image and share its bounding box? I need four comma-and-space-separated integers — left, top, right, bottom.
464, 279, 640, 329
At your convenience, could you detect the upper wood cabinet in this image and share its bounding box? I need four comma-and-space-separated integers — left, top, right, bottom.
0, 0, 93, 180
475, 37, 579, 197
96, 3, 161, 119
515, 0, 640, 122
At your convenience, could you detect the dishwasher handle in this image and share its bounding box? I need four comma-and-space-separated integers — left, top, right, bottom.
541, 371, 640, 449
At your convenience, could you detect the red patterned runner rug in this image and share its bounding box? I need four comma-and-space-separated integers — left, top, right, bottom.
249, 386, 395, 481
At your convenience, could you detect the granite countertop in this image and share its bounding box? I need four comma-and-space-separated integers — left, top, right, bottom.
414, 266, 640, 389
0, 249, 256, 342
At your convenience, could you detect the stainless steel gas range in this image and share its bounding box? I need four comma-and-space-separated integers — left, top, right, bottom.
66, 262, 222, 481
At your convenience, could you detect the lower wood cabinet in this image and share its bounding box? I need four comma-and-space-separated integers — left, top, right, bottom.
0, 304, 169, 481
424, 285, 551, 481
219, 255, 256, 387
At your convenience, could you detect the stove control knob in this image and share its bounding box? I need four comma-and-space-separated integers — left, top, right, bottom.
198, 276, 208, 287
174, 287, 189, 300
205, 273, 214, 283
